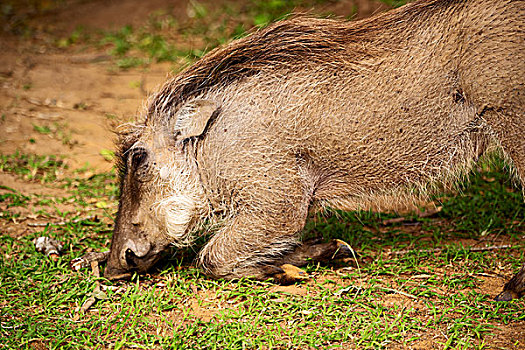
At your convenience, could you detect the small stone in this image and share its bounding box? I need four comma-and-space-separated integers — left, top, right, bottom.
34, 236, 63, 258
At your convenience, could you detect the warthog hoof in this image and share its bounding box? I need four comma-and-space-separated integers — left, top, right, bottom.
495, 264, 525, 301
272, 264, 310, 285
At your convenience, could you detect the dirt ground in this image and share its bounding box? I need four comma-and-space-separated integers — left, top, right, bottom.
1, 5, 170, 170
1, 1, 523, 348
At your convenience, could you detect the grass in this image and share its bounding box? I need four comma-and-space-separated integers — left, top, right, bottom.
0, 151, 523, 349
0, 152, 68, 182
379, 0, 409, 7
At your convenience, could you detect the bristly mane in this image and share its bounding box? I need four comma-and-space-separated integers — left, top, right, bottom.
147, 17, 358, 119
146, 0, 461, 121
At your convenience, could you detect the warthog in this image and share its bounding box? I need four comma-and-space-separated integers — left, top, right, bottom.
103, 0, 524, 300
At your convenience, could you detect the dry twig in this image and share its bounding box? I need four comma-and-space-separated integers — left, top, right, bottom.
80, 261, 102, 313
28, 216, 98, 227
379, 287, 418, 299
70, 251, 110, 271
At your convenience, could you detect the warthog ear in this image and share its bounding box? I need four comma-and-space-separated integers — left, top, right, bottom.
175, 99, 218, 139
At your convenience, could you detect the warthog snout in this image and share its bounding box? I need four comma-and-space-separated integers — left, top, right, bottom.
104, 240, 164, 279
104, 236, 165, 279
120, 239, 151, 268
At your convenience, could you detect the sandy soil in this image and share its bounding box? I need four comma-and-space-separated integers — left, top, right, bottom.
1, 38, 169, 171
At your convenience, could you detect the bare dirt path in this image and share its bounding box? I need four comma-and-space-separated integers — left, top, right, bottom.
1, 37, 169, 171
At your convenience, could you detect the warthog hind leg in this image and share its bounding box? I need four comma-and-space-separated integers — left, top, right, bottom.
495, 264, 525, 301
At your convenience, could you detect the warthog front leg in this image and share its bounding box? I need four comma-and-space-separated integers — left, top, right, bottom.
198, 213, 356, 284
197, 205, 310, 283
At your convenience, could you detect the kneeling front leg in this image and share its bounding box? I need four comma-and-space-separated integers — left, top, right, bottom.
197, 209, 355, 284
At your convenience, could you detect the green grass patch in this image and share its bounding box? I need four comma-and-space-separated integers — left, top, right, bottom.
0, 152, 67, 182
1, 152, 523, 349
379, 0, 408, 8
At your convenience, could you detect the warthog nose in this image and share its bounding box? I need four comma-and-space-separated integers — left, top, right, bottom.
119, 239, 152, 269
125, 248, 138, 268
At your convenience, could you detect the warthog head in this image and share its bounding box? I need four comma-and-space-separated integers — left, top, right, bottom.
104, 100, 216, 278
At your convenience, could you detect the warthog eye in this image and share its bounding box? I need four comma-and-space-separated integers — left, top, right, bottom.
129, 147, 153, 182
131, 148, 147, 168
